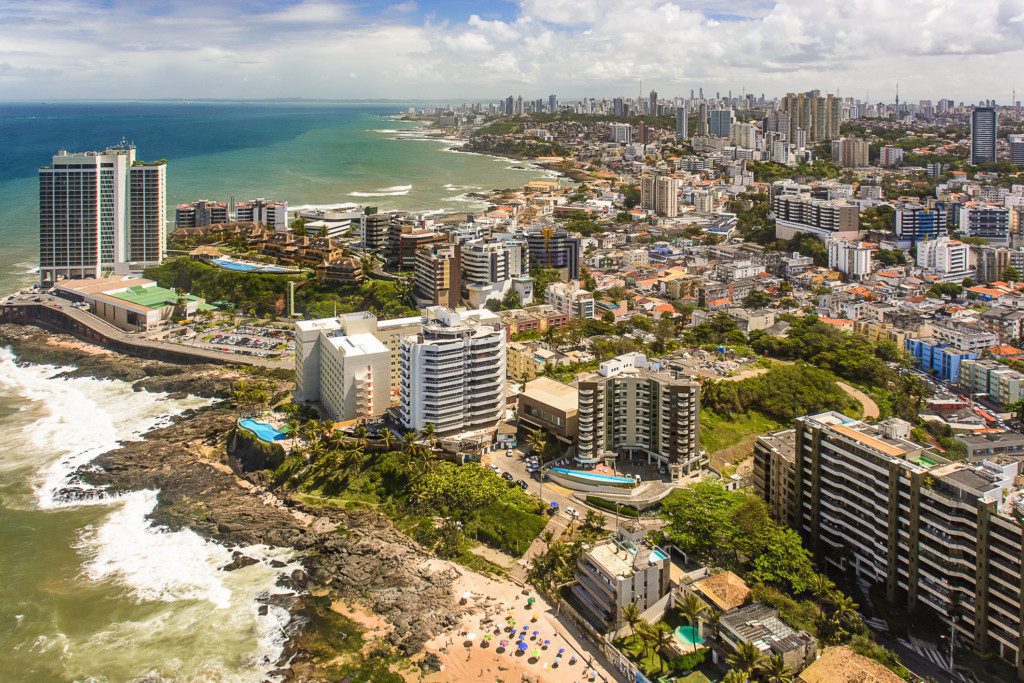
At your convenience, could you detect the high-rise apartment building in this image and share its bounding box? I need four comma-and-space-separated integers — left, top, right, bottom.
175, 200, 229, 228
526, 227, 580, 280
772, 194, 860, 241
787, 411, 1024, 677
295, 311, 424, 415
548, 94, 557, 112
971, 106, 998, 165
236, 198, 288, 232
360, 207, 392, 251
831, 137, 870, 168
696, 102, 710, 136
399, 307, 506, 435
879, 145, 904, 167
544, 280, 596, 319
639, 174, 678, 217
459, 238, 530, 308
414, 243, 461, 308
780, 90, 841, 142
609, 122, 632, 144
827, 239, 872, 278
576, 353, 702, 480
960, 205, 1011, 245
915, 235, 970, 276
895, 204, 950, 244
38, 144, 166, 283
675, 106, 688, 140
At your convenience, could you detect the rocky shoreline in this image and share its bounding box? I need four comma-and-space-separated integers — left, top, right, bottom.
0, 324, 467, 680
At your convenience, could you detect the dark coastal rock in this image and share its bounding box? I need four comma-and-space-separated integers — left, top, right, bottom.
221, 551, 259, 571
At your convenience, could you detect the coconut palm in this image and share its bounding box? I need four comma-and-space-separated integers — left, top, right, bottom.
420, 422, 437, 448
675, 592, 709, 653
285, 418, 302, 449
540, 529, 555, 548
758, 654, 794, 683
728, 641, 765, 675
653, 623, 675, 673
807, 573, 835, 611
351, 425, 369, 450
526, 428, 548, 461
720, 671, 748, 683
379, 426, 395, 451
635, 620, 657, 661
583, 510, 606, 532
621, 602, 642, 638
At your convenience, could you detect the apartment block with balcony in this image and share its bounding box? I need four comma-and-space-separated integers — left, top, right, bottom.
570, 524, 671, 632
958, 358, 1024, 406
794, 411, 1024, 676
576, 353, 701, 480
905, 338, 979, 383
399, 307, 506, 436
753, 429, 798, 526
773, 194, 860, 242
544, 280, 596, 319
414, 244, 461, 308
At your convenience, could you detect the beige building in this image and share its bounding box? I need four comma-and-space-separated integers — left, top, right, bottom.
576, 352, 702, 479
516, 376, 579, 444
507, 341, 572, 381
752, 429, 797, 526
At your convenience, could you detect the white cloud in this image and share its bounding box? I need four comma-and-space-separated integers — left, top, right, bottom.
0, 0, 1021, 101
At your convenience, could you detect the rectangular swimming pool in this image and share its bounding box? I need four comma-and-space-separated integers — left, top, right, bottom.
549, 467, 636, 485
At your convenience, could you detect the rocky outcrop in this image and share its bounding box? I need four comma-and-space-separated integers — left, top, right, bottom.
227, 425, 286, 472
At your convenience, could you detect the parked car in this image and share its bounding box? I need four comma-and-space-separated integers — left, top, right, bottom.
501, 472, 514, 482
515, 479, 528, 490
565, 507, 579, 518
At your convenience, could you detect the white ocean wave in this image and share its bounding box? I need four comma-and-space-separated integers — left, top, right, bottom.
349, 184, 412, 197
443, 193, 486, 204
443, 183, 481, 191
370, 128, 399, 133
289, 201, 362, 214
0, 346, 299, 680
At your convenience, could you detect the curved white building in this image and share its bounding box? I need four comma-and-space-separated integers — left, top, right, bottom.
399, 307, 506, 435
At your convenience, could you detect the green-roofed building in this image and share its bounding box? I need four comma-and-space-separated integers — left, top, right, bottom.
55, 276, 209, 331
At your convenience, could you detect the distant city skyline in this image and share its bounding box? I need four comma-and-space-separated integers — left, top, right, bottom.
1, 0, 1022, 102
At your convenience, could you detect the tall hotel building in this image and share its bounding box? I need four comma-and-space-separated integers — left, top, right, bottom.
970, 106, 998, 165
39, 145, 166, 282
755, 411, 1024, 676
576, 353, 702, 480
399, 307, 506, 436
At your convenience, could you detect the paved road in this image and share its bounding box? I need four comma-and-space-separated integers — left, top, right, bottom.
3, 294, 293, 369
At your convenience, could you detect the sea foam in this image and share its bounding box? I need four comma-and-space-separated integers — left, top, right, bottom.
350, 184, 412, 197
0, 347, 298, 679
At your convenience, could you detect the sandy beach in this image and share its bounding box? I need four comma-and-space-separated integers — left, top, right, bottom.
419, 563, 617, 683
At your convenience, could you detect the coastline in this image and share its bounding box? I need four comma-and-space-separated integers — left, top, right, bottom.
0, 323, 474, 681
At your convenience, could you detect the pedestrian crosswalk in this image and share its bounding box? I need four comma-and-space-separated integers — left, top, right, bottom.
897, 637, 972, 680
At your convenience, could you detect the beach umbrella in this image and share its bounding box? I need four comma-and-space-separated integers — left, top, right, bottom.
466, 633, 476, 640
518, 641, 528, 652
532, 649, 541, 659
527, 597, 536, 606
558, 648, 565, 654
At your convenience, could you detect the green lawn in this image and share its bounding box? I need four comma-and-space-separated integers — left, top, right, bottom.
699, 409, 783, 454
616, 634, 674, 678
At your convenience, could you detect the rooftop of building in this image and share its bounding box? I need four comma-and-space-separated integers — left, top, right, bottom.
586, 536, 666, 579
757, 429, 797, 462
719, 602, 813, 655
691, 571, 750, 613
797, 646, 904, 683
325, 331, 388, 357
521, 377, 579, 413
804, 412, 937, 470
109, 284, 202, 309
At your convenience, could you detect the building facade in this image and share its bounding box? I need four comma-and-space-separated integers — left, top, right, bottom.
971, 106, 998, 165
399, 307, 506, 435
773, 194, 860, 241
38, 145, 166, 283
576, 353, 702, 479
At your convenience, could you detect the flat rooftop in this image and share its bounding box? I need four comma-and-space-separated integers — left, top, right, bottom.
327, 331, 388, 356
587, 539, 657, 578
110, 284, 201, 309
521, 377, 579, 412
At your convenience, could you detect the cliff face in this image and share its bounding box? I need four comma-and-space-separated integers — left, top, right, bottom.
228, 425, 287, 472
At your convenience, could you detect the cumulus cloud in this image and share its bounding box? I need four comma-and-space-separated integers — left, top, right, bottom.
0, 0, 1021, 101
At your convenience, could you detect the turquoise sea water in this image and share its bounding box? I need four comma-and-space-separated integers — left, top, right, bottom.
0, 102, 550, 681
0, 101, 550, 292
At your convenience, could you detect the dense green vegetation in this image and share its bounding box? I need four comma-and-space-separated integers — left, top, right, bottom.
701, 364, 859, 424
749, 315, 928, 420
585, 495, 642, 518
146, 257, 417, 319
273, 421, 546, 559
659, 481, 910, 679
747, 160, 842, 182
473, 120, 523, 136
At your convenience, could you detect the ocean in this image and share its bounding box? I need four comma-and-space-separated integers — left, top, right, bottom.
0, 100, 551, 292
0, 101, 550, 680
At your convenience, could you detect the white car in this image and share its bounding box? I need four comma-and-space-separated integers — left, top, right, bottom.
489, 464, 501, 473
565, 507, 579, 518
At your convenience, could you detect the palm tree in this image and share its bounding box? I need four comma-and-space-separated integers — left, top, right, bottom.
635, 620, 657, 661
807, 573, 835, 612
420, 422, 437, 448
285, 418, 302, 450
830, 593, 860, 633
540, 529, 555, 548
758, 654, 794, 683
379, 427, 395, 451
526, 428, 548, 461
351, 425, 369, 451
675, 592, 709, 653
653, 623, 674, 673
621, 602, 642, 638
728, 641, 765, 676
583, 510, 606, 533
721, 671, 748, 683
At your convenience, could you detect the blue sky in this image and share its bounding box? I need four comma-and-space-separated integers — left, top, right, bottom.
0, 0, 1022, 102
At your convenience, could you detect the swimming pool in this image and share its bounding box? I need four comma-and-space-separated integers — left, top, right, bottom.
239, 418, 289, 442
674, 625, 704, 648
651, 548, 669, 561
549, 467, 636, 485
211, 258, 296, 274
